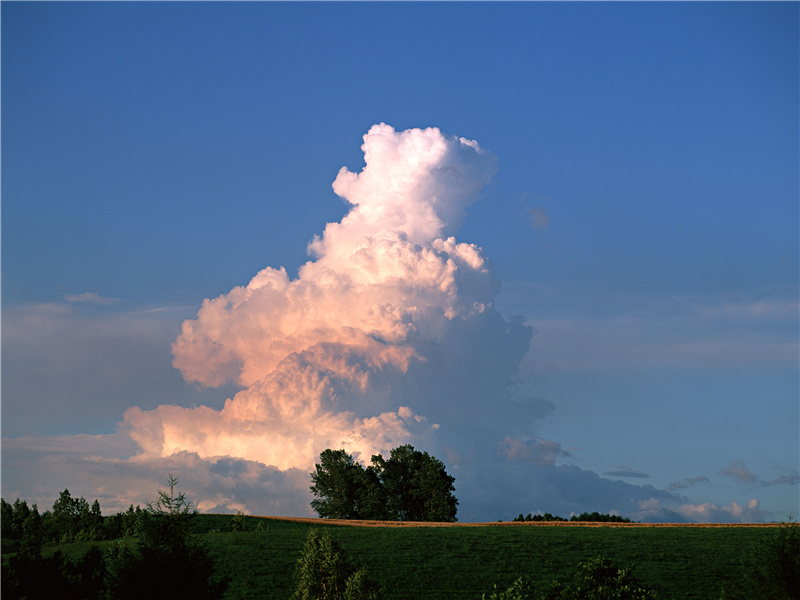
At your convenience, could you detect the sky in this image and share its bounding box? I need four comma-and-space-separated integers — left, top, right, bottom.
2, 1, 798, 523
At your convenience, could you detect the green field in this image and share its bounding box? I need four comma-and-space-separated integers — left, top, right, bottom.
195, 517, 774, 600
4, 515, 778, 600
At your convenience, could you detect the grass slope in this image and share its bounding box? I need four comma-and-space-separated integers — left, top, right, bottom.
195, 516, 775, 600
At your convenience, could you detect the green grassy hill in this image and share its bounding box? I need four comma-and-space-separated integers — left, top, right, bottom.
191, 516, 775, 600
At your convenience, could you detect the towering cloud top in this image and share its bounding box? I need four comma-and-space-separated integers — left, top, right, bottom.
311, 123, 497, 260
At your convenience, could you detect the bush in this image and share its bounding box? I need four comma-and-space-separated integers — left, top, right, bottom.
483, 556, 658, 600
291, 529, 383, 600
722, 516, 800, 600
105, 475, 229, 600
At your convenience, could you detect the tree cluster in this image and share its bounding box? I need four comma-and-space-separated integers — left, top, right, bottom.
310, 444, 458, 522
2, 492, 146, 549
512, 512, 632, 523
1, 475, 229, 600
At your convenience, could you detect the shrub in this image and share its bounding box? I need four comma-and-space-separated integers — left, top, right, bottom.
291, 529, 384, 600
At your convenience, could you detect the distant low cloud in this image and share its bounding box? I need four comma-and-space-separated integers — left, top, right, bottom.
722, 460, 800, 488
604, 466, 651, 479
633, 497, 766, 524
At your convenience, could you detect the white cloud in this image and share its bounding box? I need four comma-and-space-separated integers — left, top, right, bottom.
64, 292, 117, 305
129, 124, 511, 477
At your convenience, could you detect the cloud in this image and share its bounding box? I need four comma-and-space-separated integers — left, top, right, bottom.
673, 498, 766, 523
526, 207, 549, 230
722, 460, 759, 485
1, 436, 311, 516
498, 436, 571, 467
634, 498, 767, 524
124, 123, 532, 489
721, 461, 800, 488
64, 292, 117, 305
4, 123, 789, 523
668, 476, 711, 491
1, 301, 242, 435
604, 466, 651, 479
497, 282, 799, 373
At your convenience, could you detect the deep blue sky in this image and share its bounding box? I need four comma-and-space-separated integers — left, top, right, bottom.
2, 2, 798, 522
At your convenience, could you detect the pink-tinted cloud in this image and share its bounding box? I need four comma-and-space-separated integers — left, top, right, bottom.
126, 124, 504, 478
635, 498, 766, 523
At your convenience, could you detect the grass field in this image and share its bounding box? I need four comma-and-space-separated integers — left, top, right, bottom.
188, 516, 777, 600
4, 514, 778, 600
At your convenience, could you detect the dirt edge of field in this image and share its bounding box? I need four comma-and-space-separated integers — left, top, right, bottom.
249, 516, 780, 528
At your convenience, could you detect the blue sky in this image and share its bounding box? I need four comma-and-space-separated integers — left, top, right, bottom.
2, 1, 798, 522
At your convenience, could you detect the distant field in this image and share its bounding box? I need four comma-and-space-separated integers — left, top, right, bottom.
188, 515, 778, 600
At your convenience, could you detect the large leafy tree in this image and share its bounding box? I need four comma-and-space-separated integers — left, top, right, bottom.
372, 444, 458, 522
310, 450, 382, 520
309, 445, 458, 522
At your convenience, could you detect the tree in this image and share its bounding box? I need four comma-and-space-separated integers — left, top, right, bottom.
309, 445, 458, 522
291, 529, 383, 600
105, 474, 229, 600
372, 444, 458, 522
310, 449, 383, 520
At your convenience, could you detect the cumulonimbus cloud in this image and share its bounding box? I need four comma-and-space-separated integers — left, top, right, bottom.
125, 124, 522, 475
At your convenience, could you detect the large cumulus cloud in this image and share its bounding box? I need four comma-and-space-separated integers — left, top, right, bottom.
123, 124, 538, 488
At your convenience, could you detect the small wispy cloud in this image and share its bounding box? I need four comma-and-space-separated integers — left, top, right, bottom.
604, 465, 651, 479
668, 476, 710, 491
526, 206, 549, 230
497, 436, 572, 467
720, 461, 800, 488
64, 291, 117, 305
722, 460, 760, 485
767, 473, 800, 487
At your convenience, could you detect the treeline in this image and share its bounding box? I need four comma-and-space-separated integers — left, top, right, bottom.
512, 511, 632, 523
1, 476, 229, 600
2, 490, 147, 548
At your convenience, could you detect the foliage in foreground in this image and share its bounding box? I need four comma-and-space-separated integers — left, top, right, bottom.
310, 444, 458, 522
291, 529, 383, 600
483, 556, 658, 600
2, 475, 229, 600
720, 516, 800, 600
